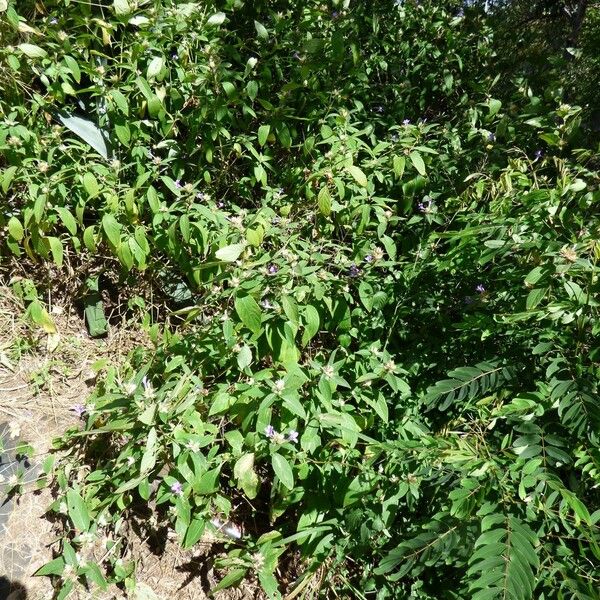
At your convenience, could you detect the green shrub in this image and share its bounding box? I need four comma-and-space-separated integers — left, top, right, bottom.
1, 0, 599, 598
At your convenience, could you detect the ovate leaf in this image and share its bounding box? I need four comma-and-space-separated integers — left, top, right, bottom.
18, 43, 47, 58
409, 151, 426, 176
258, 124, 270, 147
58, 112, 111, 160
254, 20, 269, 39
347, 165, 368, 188
66, 489, 90, 532
207, 12, 226, 25
234, 453, 259, 499
215, 243, 245, 262
8, 216, 24, 241
102, 213, 121, 247
113, 0, 132, 16
318, 186, 332, 216
272, 454, 294, 490
234, 295, 262, 334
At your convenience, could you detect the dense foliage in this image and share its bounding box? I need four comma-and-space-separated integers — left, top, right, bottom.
1, 0, 599, 598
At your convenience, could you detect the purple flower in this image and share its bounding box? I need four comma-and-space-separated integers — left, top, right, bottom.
268, 264, 279, 275
487, 132, 496, 142
196, 192, 206, 200
293, 51, 300, 60
287, 430, 299, 443
402, 119, 411, 125
476, 284, 485, 293
49, 17, 58, 25
174, 179, 182, 189
71, 404, 86, 418
332, 11, 339, 18
171, 53, 179, 60
418, 197, 433, 213
348, 264, 360, 278
264, 425, 275, 438
534, 149, 543, 160
364, 254, 373, 263
170, 481, 183, 496
217, 201, 225, 208
375, 105, 384, 114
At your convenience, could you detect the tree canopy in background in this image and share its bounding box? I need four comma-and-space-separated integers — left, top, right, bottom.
1, 0, 599, 598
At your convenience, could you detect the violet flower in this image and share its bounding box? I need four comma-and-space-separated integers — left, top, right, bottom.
287, 430, 299, 443
264, 425, 275, 438
71, 404, 86, 418
170, 481, 183, 496
348, 264, 360, 278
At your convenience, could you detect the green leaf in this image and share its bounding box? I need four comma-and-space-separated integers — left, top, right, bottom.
8, 216, 24, 241
272, 453, 294, 490
318, 186, 332, 216
110, 89, 129, 115
526, 288, 546, 310
301, 305, 320, 346
147, 56, 164, 79
207, 11, 226, 25
48, 236, 64, 267
1, 166, 18, 193
237, 344, 253, 370
102, 213, 121, 247
488, 98, 502, 116
254, 20, 269, 39
58, 112, 111, 160
18, 43, 47, 58
213, 569, 247, 593
28, 301, 57, 333
409, 151, 426, 176
83, 226, 96, 253
35, 557, 65, 576
140, 427, 157, 473
234, 453, 259, 499
183, 517, 206, 549
64, 55, 81, 83
66, 489, 90, 532
347, 165, 368, 188
215, 243, 245, 262
57, 207, 78, 235
83, 172, 100, 198
235, 295, 262, 334
246, 225, 264, 247
258, 124, 270, 147
393, 155, 406, 179
113, 0, 132, 16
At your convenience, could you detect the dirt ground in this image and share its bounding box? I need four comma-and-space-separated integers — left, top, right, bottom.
0, 287, 262, 600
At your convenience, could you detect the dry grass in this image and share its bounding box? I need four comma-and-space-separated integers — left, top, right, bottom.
0, 286, 264, 599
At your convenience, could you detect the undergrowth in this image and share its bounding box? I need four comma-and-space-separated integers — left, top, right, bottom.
1, 0, 599, 598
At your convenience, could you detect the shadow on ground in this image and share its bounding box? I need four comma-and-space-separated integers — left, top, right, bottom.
0, 577, 27, 600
